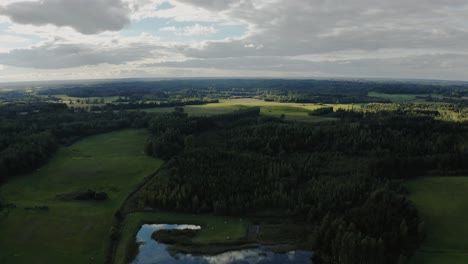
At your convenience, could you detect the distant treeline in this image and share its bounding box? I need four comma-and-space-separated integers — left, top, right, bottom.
132, 106, 467, 264
0, 102, 151, 183
35, 79, 468, 104
87, 99, 219, 111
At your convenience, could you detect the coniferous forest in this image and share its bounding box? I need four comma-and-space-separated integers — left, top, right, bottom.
137, 104, 466, 263
0, 79, 467, 264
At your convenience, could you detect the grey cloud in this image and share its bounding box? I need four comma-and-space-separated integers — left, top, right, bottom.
0, 0, 131, 34
0, 41, 158, 68
147, 53, 468, 80
181, 0, 468, 58
174, 0, 239, 11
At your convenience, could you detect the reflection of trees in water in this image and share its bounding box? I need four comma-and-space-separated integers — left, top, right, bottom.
186, 248, 312, 264
133, 224, 313, 264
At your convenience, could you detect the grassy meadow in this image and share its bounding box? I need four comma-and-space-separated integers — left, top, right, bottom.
145, 98, 354, 122
406, 177, 468, 264
0, 130, 162, 264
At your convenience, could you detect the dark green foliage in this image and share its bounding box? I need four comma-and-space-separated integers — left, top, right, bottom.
0, 195, 12, 216
56, 189, 109, 201
313, 190, 423, 264
145, 108, 261, 160
110, 226, 121, 241
0, 131, 58, 177
308, 107, 334, 116
151, 229, 198, 245
24, 206, 49, 211
136, 106, 467, 263
103, 99, 219, 111
95, 192, 109, 201
314, 216, 386, 264
0, 102, 152, 183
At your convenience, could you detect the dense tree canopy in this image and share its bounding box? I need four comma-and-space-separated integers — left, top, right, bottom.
134, 106, 467, 263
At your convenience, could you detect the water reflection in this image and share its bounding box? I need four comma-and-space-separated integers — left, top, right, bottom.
132, 224, 313, 264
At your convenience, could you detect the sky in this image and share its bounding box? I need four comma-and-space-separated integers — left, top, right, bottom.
0, 0, 468, 82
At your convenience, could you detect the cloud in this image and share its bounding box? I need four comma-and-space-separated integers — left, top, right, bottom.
146, 53, 468, 80
177, 24, 217, 36
173, 0, 239, 11
160, 26, 177, 32
0, 34, 28, 44
178, 0, 468, 59
160, 24, 218, 36
0, 40, 164, 68
2, 0, 468, 81
0, 0, 131, 34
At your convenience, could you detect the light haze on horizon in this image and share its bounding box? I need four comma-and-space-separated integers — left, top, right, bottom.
0, 0, 467, 82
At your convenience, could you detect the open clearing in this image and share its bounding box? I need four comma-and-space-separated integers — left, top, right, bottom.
145, 98, 354, 122
0, 130, 162, 264
406, 177, 468, 264
115, 211, 249, 264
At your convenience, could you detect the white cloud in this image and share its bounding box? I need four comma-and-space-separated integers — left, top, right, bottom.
153, 0, 227, 22
0, 34, 28, 44
124, 0, 169, 20
178, 24, 217, 36
160, 24, 218, 36
160, 26, 177, 32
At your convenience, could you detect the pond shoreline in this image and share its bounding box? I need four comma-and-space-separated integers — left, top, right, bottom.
131, 223, 314, 264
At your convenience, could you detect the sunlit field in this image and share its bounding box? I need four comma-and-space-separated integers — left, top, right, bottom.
144, 98, 356, 122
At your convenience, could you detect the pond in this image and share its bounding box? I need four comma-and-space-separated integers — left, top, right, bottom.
131, 223, 313, 264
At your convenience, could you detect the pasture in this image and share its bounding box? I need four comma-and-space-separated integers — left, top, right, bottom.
406, 177, 468, 264
145, 98, 354, 122
0, 130, 162, 264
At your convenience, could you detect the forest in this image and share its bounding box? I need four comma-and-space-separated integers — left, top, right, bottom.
0, 79, 467, 264
30, 79, 468, 105
134, 105, 467, 263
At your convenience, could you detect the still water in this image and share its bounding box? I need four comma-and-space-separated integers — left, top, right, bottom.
131, 224, 313, 264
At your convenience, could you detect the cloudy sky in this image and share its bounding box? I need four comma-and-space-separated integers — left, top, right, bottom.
0, 0, 467, 82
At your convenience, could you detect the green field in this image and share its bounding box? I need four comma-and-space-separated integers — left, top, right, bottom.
115, 211, 249, 264
145, 98, 354, 122
406, 177, 468, 264
0, 130, 162, 264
